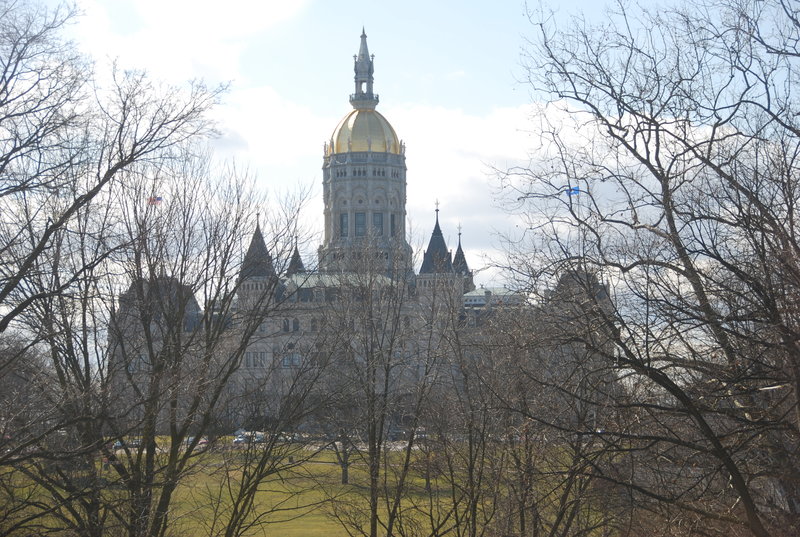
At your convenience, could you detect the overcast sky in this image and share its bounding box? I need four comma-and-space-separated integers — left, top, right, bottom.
59, 0, 610, 285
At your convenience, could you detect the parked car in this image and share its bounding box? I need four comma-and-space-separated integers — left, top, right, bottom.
233, 432, 267, 445
186, 436, 209, 447
112, 438, 142, 449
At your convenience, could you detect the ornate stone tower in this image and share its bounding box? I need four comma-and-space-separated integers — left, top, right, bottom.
238, 223, 277, 310
417, 207, 476, 295
318, 29, 412, 275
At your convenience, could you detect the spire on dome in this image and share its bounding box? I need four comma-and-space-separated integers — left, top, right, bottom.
286, 239, 306, 277
240, 223, 276, 282
358, 27, 369, 61
420, 206, 453, 274
350, 29, 378, 110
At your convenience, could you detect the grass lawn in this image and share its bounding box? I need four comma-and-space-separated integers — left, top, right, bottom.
169, 449, 410, 537
7, 443, 616, 536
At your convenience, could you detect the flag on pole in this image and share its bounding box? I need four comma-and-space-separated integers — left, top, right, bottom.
147, 196, 163, 205
566, 186, 580, 196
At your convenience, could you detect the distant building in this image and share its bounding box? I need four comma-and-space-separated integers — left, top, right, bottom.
229, 29, 478, 428
109, 31, 609, 435
463, 286, 526, 309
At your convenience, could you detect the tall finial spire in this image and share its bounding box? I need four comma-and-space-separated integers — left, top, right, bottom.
287, 235, 306, 277
350, 29, 378, 110
452, 222, 472, 289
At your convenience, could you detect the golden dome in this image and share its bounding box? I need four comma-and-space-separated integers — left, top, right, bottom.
328, 109, 401, 155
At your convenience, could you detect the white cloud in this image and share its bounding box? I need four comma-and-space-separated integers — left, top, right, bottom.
209, 98, 535, 284
212, 86, 334, 172
66, 0, 537, 286
386, 103, 534, 257
74, 0, 310, 83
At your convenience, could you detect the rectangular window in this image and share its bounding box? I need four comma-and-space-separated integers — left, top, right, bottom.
245, 352, 252, 368
355, 212, 366, 237
259, 352, 266, 367
282, 353, 301, 368
340, 213, 349, 237
372, 212, 383, 236
390, 214, 396, 237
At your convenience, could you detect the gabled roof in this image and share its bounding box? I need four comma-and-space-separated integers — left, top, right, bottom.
240, 224, 275, 281
419, 211, 453, 274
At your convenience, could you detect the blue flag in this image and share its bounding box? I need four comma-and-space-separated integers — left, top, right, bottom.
566, 186, 580, 196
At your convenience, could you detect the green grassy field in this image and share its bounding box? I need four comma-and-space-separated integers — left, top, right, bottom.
6, 443, 617, 536
168, 449, 414, 537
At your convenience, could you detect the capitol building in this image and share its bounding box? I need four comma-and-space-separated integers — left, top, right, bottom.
110, 31, 525, 432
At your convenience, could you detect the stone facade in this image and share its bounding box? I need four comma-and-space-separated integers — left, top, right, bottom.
108, 31, 481, 433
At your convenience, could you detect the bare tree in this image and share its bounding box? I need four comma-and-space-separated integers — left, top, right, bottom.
0, 0, 222, 339
394, 275, 508, 537
0, 6, 328, 534
1, 139, 321, 537
477, 280, 631, 537
0, 4, 236, 534
305, 238, 454, 537
498, 1, 800, 535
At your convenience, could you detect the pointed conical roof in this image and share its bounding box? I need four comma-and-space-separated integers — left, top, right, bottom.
420, 209, 453, 274
287, 241, 306, 277
357, 27, 370, 63
452, 229, 470, 275
240, 224, 275, 281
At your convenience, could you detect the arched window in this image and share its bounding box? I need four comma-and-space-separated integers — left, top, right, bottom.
282, 318, 290, 332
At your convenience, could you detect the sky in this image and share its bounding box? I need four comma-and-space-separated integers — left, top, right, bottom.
59, 0, 611, 285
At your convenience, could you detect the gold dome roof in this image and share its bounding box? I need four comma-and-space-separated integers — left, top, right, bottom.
328, 108, 401, 155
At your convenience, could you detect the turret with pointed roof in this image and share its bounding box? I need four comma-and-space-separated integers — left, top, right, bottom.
452, 227, 469, 275
286, 240, 306, 277
240, 223, 276, 283
452, 226, 475, 292
419, 207, 453, 274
